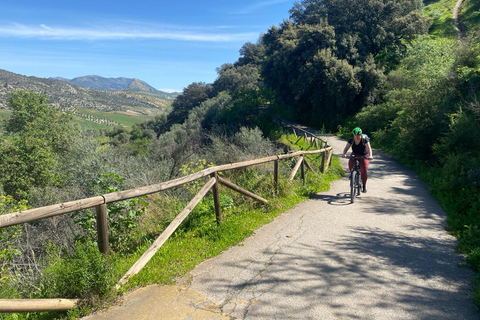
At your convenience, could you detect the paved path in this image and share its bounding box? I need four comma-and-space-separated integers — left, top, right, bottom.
85, 135, 480, 319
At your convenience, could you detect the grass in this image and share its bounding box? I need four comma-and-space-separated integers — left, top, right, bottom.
462, 0, 480, 35
423, 0, 459, 38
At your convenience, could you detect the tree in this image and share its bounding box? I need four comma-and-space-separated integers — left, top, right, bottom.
212, 63, 259, 95
289, 0, 429, 59
235, 42, 266, 67
165, 82, 212, 130
0, 91, 77, 199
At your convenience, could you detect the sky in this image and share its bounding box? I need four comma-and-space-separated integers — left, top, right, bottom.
0, 0, 297, 92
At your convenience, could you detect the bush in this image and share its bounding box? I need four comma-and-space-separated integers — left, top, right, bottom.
42, 242, 116, 301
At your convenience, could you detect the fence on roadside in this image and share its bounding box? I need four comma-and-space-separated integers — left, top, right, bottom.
0, 129, 333, 313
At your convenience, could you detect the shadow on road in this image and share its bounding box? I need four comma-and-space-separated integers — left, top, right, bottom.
196, 227, 479, 320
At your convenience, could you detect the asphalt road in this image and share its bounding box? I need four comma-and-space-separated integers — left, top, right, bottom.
85, 134, 480, 320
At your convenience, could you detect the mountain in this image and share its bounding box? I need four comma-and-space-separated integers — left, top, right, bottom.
68, 75, 133, 91
0, 69, 169, 115
126, 78, 159, 93
55, 75, 179, 100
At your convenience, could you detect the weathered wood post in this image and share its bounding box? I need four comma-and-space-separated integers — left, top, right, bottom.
274, 159, 279, 195
96, 204, 109, 255
301, 159, 305, 185
320, 151, 326, 173
325, 148, 333, 172
211, 172, 222, 225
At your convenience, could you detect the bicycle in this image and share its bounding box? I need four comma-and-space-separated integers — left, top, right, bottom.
348, 155, 369, 203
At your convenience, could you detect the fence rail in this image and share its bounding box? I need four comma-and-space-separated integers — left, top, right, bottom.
0, 144, 333, 313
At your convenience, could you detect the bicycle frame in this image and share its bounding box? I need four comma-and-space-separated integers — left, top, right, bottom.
349, 155, 366, 203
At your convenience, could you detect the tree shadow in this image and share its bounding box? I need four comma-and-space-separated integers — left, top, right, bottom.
194, 228, 480, 319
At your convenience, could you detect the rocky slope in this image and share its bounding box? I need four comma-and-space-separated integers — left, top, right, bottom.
0, 69, 168, 113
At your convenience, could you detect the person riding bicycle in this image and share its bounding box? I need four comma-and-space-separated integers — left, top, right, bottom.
342, 127, 373, 193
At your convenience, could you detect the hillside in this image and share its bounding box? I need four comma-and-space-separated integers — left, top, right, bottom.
0, 69, 169, 116
55, 74, 179, 100
66, 75, 133, 91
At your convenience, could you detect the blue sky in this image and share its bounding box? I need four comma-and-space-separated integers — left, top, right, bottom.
0, 1, 296, 92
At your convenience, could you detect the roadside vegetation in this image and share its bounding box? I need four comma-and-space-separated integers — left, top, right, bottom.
0, 0, 479, 318
0, 91, 342, 319
343, 0, 480, 305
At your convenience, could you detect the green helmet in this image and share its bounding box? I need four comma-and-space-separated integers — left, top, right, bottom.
352, 127, 362, 135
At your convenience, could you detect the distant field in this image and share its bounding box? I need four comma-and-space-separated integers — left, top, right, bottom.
75, 107, 153, 127
0, 107, 156, 132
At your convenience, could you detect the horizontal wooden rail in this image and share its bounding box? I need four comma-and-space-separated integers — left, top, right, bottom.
0, 196, 105, 229
0, 299, 78, 313
0, 147, 332, 230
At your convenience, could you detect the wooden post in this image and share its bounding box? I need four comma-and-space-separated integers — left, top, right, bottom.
301, 160, 305, 185
321, 151, 326, 173
293, 129, 297, 138
274, 159, 279, 195
289, 156, 304, 180
211, 172, 222, 225
217, 176, 268, 204
303, 158, 317, 174
295, 135, 303, 145
96, 204, 109, 255
325, 149, 333, 172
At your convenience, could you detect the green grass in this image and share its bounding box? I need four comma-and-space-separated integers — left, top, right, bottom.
423, 0, 458, 38
462, 0, 480, 35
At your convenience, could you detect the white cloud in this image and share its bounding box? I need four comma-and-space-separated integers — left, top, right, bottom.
0, 23, 259, 42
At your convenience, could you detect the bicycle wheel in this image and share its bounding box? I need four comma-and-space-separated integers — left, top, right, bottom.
356, 170, 361, 196
350, 171, 357, 203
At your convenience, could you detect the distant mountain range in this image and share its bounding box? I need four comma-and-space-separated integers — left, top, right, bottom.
50, 75, 179, 100
0, 69, 170, 115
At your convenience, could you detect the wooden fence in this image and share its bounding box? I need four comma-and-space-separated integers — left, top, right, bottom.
0, 144, 333, 313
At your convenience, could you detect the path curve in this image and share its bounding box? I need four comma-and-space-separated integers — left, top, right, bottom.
84, 135, 480, 320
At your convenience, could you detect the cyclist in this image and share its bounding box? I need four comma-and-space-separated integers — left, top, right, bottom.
342, 127, 373, 192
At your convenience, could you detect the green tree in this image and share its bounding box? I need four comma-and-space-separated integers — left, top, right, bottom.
0, 91, 77, 199
289, 0, 429, 58
235, 42, 266, 67
165, 82, 212, 130
213, 63, 259, 95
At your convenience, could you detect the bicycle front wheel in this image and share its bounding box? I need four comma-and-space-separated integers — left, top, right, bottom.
350, 171, 357, 203
356, 170, 361, 196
